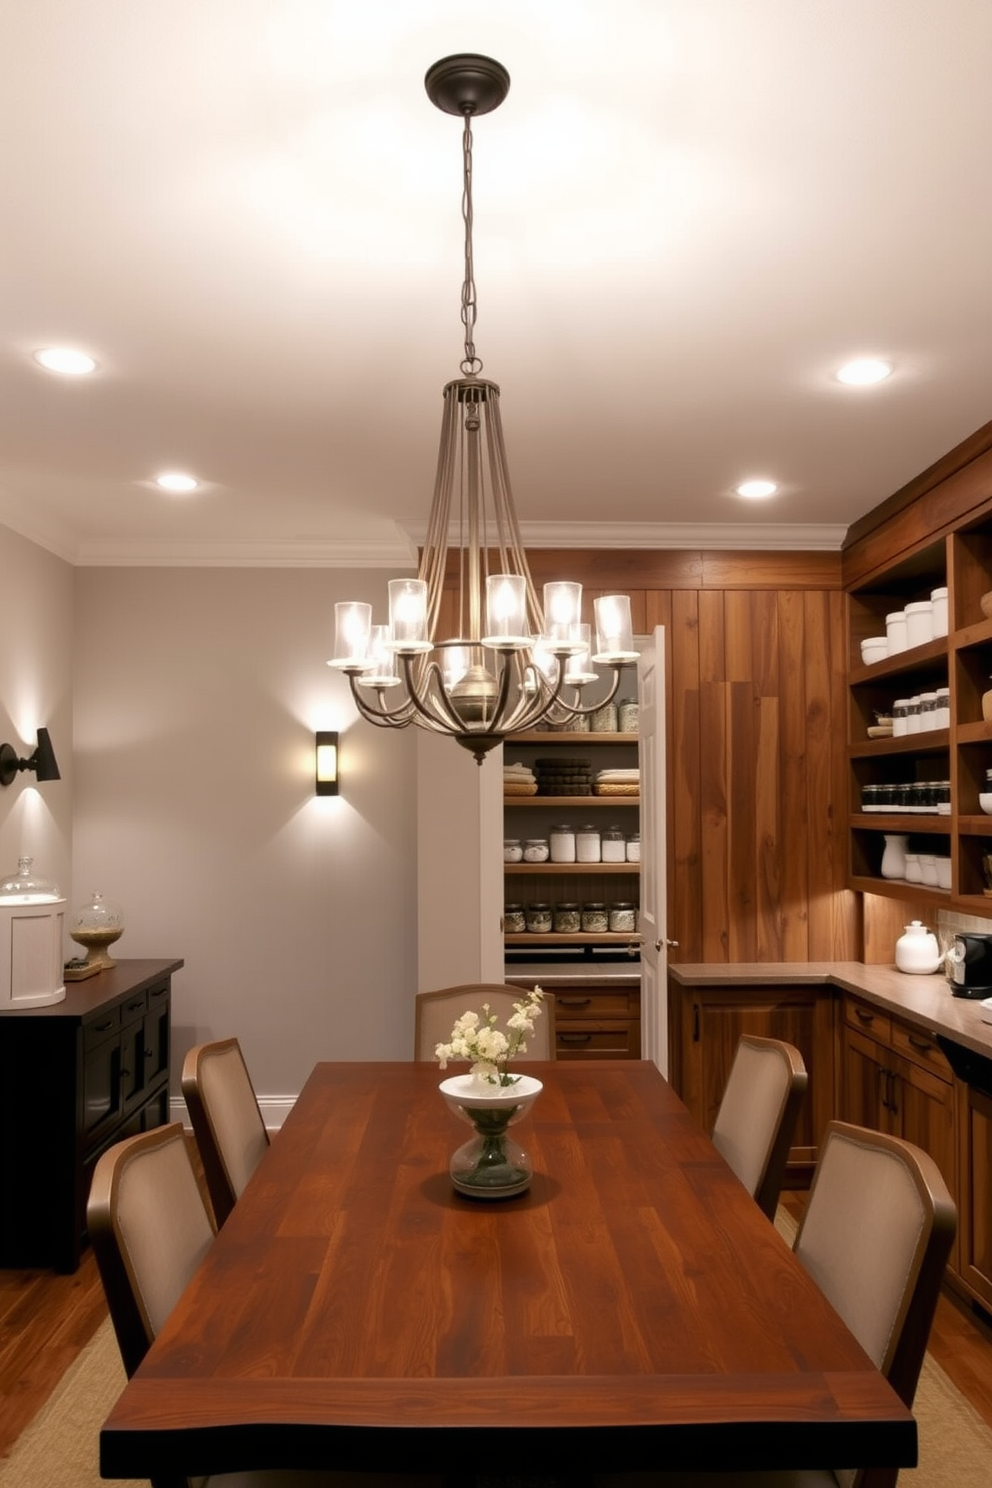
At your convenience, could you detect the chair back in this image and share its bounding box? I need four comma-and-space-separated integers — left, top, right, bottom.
711, 1034, 808, 1220
795, 1121, 957, 1488
181, 1037, 269, 1227
414, 983, 555, 1062
87, 1123, 215, 1379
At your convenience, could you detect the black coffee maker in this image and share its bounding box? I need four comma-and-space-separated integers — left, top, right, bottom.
948, 933, 992, 998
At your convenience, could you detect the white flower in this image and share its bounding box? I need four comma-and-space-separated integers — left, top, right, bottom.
435, 984, 545, 1084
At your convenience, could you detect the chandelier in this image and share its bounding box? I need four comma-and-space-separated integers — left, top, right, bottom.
328, 54, 635, 764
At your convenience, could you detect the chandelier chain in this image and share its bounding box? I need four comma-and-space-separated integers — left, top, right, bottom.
460, 111, 482, 377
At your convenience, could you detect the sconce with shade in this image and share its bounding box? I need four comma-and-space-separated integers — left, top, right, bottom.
315, 731, 339, 796
0, 728, 61, 788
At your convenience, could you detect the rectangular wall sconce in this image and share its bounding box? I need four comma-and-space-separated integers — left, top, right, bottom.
315, 731, 339, 796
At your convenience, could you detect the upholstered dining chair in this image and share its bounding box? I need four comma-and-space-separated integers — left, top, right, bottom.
594, 1120, 957, 1488
181, 1036, 269, 1227
711, 1033, 808, 1221
88, 1123, 441, 1488
414, 982, 555, 1062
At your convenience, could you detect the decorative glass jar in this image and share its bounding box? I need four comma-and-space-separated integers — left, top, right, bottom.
69, 891, 124, 971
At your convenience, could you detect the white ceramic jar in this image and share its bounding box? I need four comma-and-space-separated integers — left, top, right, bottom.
905, 600, 934, 648
895, 921, 941, 975
885, 610, 908, 654
931, 586, 948, 637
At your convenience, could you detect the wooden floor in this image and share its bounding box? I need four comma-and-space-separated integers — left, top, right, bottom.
2, 1193, 992, 1464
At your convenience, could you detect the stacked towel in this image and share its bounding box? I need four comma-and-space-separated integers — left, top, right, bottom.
534, 757, 593, 796
593, 766, 639, 796
504, 762, 538, 796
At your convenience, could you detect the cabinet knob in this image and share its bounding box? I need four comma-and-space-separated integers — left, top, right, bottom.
655, 939, 680, 951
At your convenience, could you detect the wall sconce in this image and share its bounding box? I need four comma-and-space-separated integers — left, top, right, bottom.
0, 728, 61, 788
315, 731, 339, 796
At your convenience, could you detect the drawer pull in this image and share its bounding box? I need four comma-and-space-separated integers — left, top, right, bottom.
908, 1034, 933, 1053
92, 1019, 114, 1033
558, 997, 592, 1008
855, 1007, 874, 1025
126, 999, 144, 1013
559, 1033, 592, 1044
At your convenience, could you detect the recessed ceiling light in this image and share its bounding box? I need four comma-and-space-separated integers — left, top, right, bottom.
736, 479, 778, 499
836, 358, 892, 386
155, 472, 199, 493
34, 347, 97, 375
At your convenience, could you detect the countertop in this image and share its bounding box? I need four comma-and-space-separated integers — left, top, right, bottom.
506, 961, 641, 987
669, 960, 992, 1065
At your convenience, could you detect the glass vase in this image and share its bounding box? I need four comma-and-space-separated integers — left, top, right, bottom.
439, 1073, 542, 1200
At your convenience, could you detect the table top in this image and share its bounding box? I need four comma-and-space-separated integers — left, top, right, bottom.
101, 1059, 914, 1479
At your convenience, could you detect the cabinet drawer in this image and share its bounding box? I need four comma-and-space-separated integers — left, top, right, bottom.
83, 1005, 121, 1051
121, 991, 149, 1022
556, 1023, 640, 1058
844, 997, 892, 1045
891, 1020, 953, 1080
553, 989, 639, 1020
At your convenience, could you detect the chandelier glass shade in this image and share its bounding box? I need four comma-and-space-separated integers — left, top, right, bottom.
328, 55, 635, 763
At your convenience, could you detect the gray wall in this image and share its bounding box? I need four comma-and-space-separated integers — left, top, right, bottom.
70, 565, 421, 1097
0, 527, 74, 902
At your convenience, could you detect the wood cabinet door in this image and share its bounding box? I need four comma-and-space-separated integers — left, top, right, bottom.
960, 1083, 992, 1311
679, 987, 834, 1171
841, 1025, 895, 1137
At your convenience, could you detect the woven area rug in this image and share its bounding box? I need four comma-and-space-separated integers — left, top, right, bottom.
1, 1309, 990, 1487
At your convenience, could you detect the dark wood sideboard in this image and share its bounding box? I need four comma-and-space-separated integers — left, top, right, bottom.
0, 958, 182, 1272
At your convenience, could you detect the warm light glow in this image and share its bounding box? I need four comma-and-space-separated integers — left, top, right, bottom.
388, 579, 430, 652
543, 581, 584, 651
836, 358, 892, 386
315, 730, 339, 796
593, 594, 637, 661
357, 625, 401, 688
155, 472, 199, 493
736, 479, 777, 499
328, 601, 372, 667
34, 347, 97, 375
564, 623, 598, 684
483, 575, 529, 647
443, 646, 470, 690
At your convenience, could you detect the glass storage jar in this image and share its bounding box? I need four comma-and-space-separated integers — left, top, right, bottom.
576, 825, 601, 862
581, 901, 609, 933
549, 824, 576, 863
525, 903, 552, 933
601, 826, 626, 863
503, 903, 526, 934
590, 701, 618, 733
609, 902, 637, 933
618, 698, 639, 733
523, 838, 549, 862
625, 832, 640, 862
504, 839, 523, 863
553, 902, 581, 933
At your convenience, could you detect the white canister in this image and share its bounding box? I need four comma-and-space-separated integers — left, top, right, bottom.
895, 920, 941, 975
885, 611, 908, 654
892, 700, 909, 738
549, 824, 576, 864
860, 636, 888, 665
905, 600, 934, 648
930, 586, 948, 637
934, 687, 950, 730
918, 853, 938, 886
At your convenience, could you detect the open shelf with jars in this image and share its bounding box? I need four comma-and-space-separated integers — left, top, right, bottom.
503, 726, 640, 952
846, 512, 992, 910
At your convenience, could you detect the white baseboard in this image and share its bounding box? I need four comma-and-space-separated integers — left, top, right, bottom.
170, 1094, 295, 1132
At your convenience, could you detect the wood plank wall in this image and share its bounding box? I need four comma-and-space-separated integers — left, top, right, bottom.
442, 549, 862, 964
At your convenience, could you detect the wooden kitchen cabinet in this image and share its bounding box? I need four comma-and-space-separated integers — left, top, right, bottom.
668, 981, 836, 1181
0, 959, 181, 1271
840, 995, 959, 1273
552, 984, 641, 1060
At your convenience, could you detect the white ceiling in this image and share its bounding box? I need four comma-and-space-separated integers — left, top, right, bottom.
1, 0, 991, 566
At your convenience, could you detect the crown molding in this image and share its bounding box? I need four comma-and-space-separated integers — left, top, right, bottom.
403, 520, 849, 552
72, 536, 420, 568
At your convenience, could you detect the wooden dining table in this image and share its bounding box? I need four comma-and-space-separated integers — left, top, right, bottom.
100, 1060, 916, 1480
